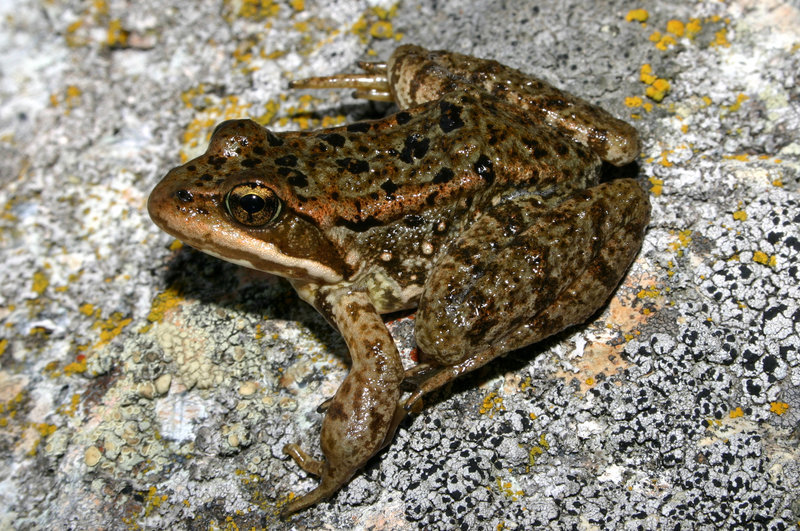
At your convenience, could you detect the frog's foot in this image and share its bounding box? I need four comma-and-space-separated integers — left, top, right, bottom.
316, 396, 333, 413
289, 61, 392, 101
282, 444, 353, 517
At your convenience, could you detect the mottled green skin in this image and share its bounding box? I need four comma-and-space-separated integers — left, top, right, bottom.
148, 44, 650, 516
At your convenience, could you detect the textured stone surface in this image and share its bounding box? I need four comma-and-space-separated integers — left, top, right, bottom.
0, 0, 798, 528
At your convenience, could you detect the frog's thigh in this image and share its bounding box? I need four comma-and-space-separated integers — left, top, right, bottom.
415, 178, 650, 368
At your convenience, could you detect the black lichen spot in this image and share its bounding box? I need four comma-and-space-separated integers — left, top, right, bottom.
399, 133, 430, 163
176, 189, 193, 202
346, 122, 371, 133
439, 100, 465, 133
395, 111, 412, 124
432, 167, 455, 184
275, 154, 298, 167
380, 179, 398, 197
336, 157, 370, 174
322, 133, 346, 148
266, 132, 283, 146
473, 155, 495, 185
241, 158, 261, 168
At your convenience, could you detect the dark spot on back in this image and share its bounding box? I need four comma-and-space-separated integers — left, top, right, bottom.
207, 156, 226, 169
403, 214, 424, 227
266, 132, 283, 146
186, 164, 196, 172
432, 167, 455, 184
473, 154, 495, 185
241, 158, 260, 168
380, 179, 398, 197
399, 133, 430, 163
322, 133, 346, 147
338, 215, 383, 232
176, 190, 193, 202
439, 100, 465, 133
275, 154, 298, 167
395, 111, 412, 124
200, 173, 213, 181
555, 143, 569, 157
288, 173, 308, 188
253, 146, 266, 156
336, 157, 370, 174
346, 122, 371, 133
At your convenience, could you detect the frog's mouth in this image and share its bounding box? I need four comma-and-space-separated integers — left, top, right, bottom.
147, 171, 346, 284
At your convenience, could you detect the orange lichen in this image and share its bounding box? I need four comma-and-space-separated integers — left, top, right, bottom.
625, 9, 649, 23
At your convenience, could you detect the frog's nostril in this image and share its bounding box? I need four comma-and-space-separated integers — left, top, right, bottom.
176, 189, 193, 202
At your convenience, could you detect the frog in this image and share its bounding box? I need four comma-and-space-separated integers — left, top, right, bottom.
147, 44, 650, 516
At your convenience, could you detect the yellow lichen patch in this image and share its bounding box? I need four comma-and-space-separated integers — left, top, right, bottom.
658, 149, 673, 167
646, 78, 671, 102
625, 96, 643, 108
711, 27, 731, 48
143, 486, 170, 517
0, 338, 7, 357
369, 20, 393, 39
79, 303, 97, 317
686, 18, 702, 39
640, 64, 656, 85
729, 407, 744, 418
32, 271, 49, 296
94, 312, 133, 349
668, 229, 692, 255
289, 0, 304, 11
752, 251, 777, 267
479, 392, 505, 417
625, 9, 649, 23
495, 477, 525, 500
106, 18, 129, 47
732, 210, 747, 221
232, 0, 281, 20
654, 34, 677, 51
666, 19, 685, 37
726, 93, 749, 112
63, 358, 87, 376
637, 286, 660, 299
351, 4, 399, 43
142, 284, 185, 329
769, 402, 789, 415
168, 239, 183, 252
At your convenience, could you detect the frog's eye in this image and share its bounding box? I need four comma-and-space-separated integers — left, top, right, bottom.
225, 183, 282, 226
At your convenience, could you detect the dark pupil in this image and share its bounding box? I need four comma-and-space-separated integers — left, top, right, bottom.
239, 193, 266, 214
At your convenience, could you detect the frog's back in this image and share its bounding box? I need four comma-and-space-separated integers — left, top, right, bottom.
261, 90, 601, 236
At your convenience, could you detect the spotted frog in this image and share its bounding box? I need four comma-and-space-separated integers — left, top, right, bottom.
148, 44, 650, 516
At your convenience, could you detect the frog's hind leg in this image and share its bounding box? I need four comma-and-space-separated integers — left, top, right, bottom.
289, 61, 393, 102
407, 179, 650, 409
280, 289, 404, 517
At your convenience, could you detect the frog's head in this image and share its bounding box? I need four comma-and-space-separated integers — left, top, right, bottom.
148, 119, 348, 283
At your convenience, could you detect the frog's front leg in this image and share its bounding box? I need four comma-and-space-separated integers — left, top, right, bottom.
409, 179, 650, 406
281, 287, 405, 517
